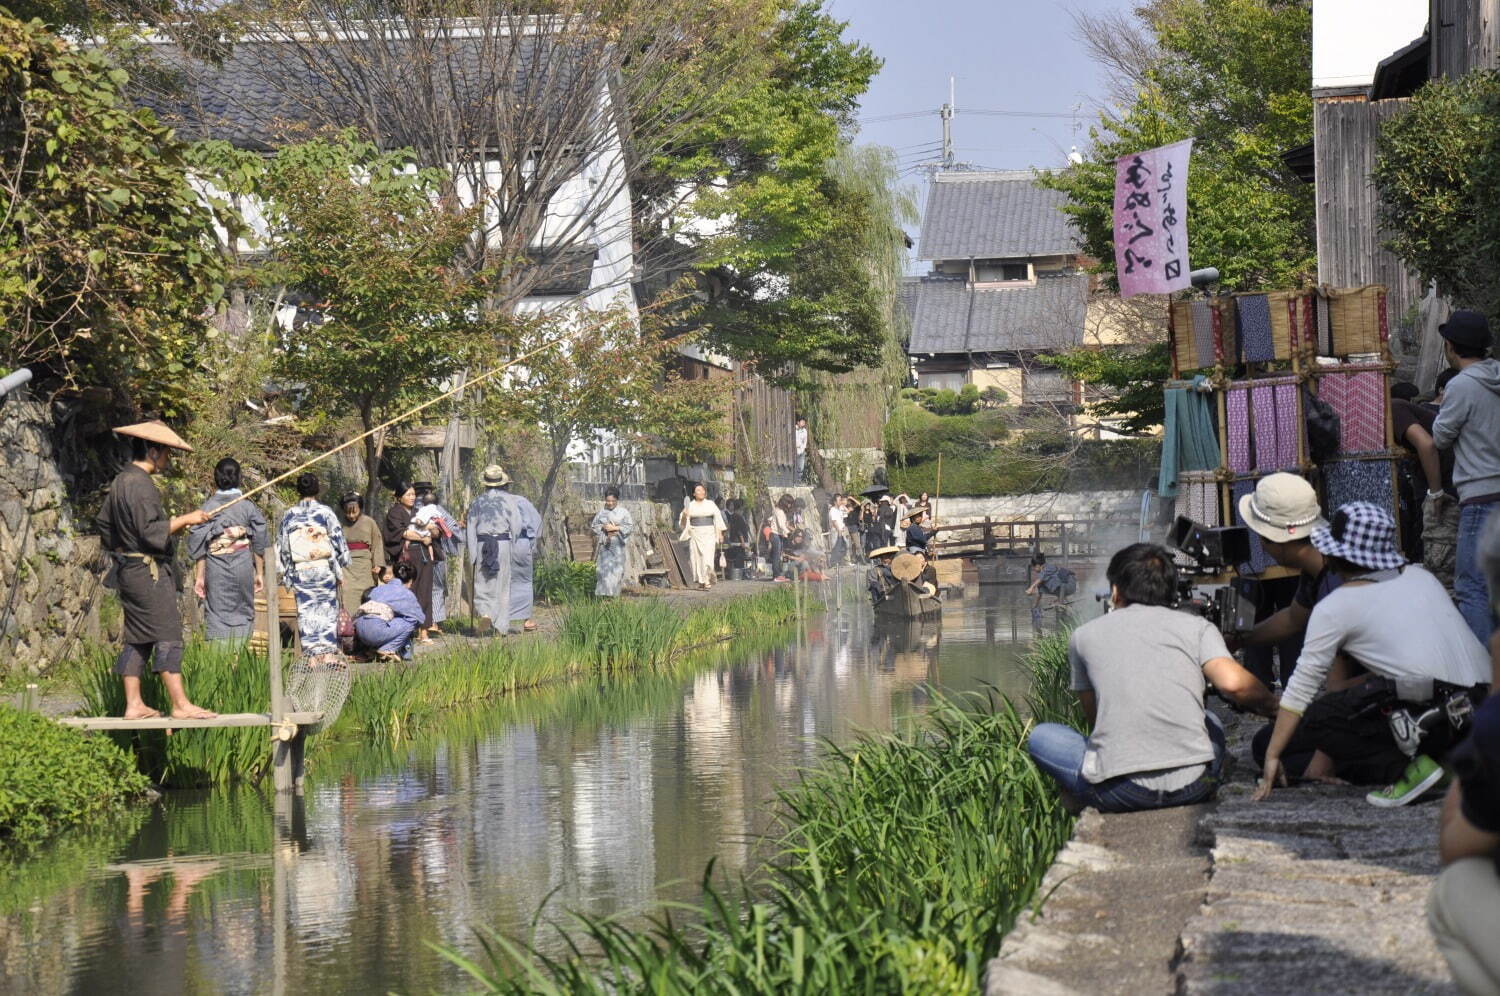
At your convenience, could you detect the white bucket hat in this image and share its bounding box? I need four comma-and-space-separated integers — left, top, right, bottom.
1237, 472, 1325, 543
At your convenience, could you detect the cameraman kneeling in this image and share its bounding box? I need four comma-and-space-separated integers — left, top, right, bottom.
1028, 543, 1278, 813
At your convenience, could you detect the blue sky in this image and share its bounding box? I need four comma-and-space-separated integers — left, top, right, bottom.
828, 0, 1136, 212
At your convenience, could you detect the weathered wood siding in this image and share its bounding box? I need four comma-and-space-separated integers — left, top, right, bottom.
1314, 94, 1426, 371
1431, 0, 1500, 78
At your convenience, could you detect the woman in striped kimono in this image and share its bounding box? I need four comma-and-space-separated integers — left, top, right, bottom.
591, 488, 633, 597
277, 473, 350, 664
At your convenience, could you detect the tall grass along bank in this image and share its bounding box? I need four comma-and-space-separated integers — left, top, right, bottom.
439, 629, 1082, 994
0, 705, 150, 849
80, 587, 807, 787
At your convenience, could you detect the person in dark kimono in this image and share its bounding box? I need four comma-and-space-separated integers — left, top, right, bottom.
465, 465, 516, 633
95, 421, 215, 720
277, 473, 350, 664
507, 487, 542, 632
188, 457, 267, 642
384, 480, 437, 642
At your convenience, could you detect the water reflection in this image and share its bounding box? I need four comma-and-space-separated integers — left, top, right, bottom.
1, 584, 1070, 994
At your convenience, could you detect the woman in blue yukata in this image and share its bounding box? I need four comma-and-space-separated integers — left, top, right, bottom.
591, 487, 633, 597
354, 561, 425, 662
277, 473, 351, 665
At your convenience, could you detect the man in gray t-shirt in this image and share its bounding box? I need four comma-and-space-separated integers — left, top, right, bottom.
1028, 543, 1278, 813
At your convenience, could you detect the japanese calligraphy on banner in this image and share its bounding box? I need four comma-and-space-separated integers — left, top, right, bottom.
1113, 138, 1193, 298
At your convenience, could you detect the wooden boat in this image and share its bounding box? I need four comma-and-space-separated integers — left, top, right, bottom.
873, 580, 943, 620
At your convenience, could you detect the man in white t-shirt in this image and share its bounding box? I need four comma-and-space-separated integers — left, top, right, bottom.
1255, 502, 1491, 808
1027, 543, 1277, 812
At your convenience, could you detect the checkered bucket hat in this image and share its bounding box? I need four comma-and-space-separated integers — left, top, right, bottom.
1310, 501, 1405, 571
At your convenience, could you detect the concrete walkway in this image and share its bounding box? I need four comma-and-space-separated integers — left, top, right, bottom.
987, 712, 1457, 994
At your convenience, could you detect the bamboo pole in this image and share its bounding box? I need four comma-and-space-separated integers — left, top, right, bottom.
931, 452, 943, 563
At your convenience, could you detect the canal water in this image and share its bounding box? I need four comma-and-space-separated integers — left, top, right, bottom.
0, 583, 1081, 994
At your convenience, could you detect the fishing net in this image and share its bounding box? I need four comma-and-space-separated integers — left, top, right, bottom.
285, 655, 352, 735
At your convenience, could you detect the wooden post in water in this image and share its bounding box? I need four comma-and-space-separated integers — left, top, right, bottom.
267, 547, 306, 794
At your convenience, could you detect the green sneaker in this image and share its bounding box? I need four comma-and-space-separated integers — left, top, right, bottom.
1366, 755, 1447, 808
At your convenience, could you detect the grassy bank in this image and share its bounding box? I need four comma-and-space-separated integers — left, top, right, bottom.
0, 705, 150, 849
79, 588, 808, 787
442, 630, 1081, 994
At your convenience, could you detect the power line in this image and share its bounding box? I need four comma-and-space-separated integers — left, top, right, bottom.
859, 106, 1079, 124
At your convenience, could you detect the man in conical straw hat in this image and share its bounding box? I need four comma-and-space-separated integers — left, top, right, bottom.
95, 420, 217, 720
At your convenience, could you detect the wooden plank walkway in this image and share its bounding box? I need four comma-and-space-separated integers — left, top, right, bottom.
57, 711, 323, 731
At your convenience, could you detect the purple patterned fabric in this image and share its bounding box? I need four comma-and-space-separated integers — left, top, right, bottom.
1274, 382, 1300, 469
1232, 479, 1276, 574
1251, 384, 1279, 471
1320, 370, 1386, 453
1226, 389, 1252, 473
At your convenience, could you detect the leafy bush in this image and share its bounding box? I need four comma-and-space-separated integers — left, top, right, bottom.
534, 558, 598, 604
0, 705, 149, 849
889, 438, 1160, 495
1374, 70, 1500, 319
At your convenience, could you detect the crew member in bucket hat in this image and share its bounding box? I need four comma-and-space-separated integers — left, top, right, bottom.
1237, 474, 1339, 690
1254, 501, 1491, 808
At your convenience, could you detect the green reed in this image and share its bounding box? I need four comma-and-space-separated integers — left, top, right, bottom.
72, 589, 809, 787
437, 633, 1081, 995
80, 640, 277, 788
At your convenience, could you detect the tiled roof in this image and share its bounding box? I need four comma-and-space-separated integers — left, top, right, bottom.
906, 273, 1088, 355
129, 31, 588, 151
918, 171, 1078, 261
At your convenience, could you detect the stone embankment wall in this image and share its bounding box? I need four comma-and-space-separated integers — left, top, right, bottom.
0, 398, 104, 677
930, 490, 1144, 524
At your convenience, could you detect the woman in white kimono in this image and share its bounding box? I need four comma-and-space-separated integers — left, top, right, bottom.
678, 483, 726, 590
591, 487, 633, 598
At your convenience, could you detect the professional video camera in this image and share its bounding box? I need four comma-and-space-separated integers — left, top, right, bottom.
1166, 516, 1261, 637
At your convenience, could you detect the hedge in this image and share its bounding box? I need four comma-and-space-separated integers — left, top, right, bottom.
0, 705, 150, 849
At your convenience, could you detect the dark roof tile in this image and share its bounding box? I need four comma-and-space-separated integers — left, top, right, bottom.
918, 171, 1077, 261
907, 273, 1087, 355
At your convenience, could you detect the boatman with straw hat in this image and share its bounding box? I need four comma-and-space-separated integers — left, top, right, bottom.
465, 464, 517, 635
95, 420, 217, 720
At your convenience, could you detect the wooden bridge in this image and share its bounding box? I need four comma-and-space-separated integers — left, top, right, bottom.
47, 550, 321, 794
923, 516, 1130, 585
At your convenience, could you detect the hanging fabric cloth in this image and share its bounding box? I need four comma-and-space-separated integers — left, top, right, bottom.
1158, 379, 1220, 497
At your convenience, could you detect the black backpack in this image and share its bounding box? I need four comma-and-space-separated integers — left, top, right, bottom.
1303, 387, 1341, 465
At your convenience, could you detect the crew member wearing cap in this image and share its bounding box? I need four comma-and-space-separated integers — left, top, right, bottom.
1237, 473, 1343, 688
1254, 503, 1491, 808
95, 421, 215, 720
1432, 309, 1500, 645
465, 465, 517, 634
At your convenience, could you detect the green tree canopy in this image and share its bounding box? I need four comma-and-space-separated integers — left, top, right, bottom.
1044, 0, 1315, 292
191, 134, 490, 499
1373, 69, 1500, 320
0, 14, 237, 415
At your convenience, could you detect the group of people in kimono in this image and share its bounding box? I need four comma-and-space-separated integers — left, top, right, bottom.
95, 418, 548, 715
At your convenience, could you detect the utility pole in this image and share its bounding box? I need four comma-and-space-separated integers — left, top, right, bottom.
940, 75, 955, 170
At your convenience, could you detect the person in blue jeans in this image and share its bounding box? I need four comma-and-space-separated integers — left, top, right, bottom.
1432, 309, 1500, 645
1027, 543, 1279, 813
354, 561, 425, 662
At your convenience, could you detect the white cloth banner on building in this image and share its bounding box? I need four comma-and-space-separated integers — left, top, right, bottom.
1113, 138, 1193, 298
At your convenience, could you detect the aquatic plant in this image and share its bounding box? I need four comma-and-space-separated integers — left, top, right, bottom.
0, 704, 150, 849
437, 635, 1082, 993
534, 559, 598, 604
80, 640, 276, 787
73, 589, 809, 787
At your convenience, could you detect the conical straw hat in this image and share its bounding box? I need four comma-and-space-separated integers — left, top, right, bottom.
891, 553, 924, 582
113, 420, 193, 452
